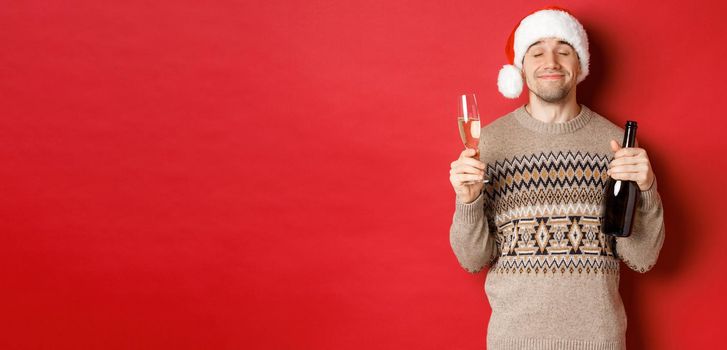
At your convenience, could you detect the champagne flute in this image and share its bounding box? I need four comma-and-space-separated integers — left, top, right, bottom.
457, 93, 488, 184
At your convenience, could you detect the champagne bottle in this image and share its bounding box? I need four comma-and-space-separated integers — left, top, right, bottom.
601, 121, 640, 237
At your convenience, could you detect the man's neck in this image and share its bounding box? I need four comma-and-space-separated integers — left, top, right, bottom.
525, 93, 581, 123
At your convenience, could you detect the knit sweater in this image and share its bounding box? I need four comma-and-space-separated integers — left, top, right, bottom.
449, 105, 665, 350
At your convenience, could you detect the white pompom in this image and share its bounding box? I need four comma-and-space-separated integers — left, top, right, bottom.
497, 65, 523, 99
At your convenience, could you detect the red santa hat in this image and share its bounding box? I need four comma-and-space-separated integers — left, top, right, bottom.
497, 6, 590, 99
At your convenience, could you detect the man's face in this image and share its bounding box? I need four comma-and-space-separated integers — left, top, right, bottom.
521, 37, 581, 103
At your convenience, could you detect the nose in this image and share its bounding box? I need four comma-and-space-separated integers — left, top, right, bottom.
543, 51, 561, 69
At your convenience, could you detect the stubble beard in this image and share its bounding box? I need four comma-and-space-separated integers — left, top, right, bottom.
527, 74, 574, 103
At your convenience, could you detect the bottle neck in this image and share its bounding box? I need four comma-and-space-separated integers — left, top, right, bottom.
622, 122, 637, 148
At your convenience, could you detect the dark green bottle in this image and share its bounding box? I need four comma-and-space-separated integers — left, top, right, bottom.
601, 121, 640, 237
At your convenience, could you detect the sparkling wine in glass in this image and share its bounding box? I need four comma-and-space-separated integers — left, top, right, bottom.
457, 93, 488, 184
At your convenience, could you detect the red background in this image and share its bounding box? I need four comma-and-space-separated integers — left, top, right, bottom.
2, 0, 726, 349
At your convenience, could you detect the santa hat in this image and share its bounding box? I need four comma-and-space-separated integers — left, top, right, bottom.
497, 6, 590, 99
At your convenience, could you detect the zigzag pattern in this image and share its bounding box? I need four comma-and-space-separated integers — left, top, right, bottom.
493, 202, 602, 227
492, 255, 620, 275
490, 187, 605, 225
485, 151, 610, 201
493, 187, 604, 209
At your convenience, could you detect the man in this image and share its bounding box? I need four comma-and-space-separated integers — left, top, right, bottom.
448, 7, 665, 349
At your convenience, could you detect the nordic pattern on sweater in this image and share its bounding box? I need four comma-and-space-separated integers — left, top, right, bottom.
485, 151, 619, 275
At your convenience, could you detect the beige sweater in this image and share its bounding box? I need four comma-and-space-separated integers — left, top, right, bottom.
450, 105, 665, 350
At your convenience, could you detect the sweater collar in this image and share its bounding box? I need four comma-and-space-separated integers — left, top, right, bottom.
514, 104, 593, 134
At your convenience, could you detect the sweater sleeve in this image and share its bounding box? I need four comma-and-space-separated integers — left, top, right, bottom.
614, 178, 665, 273
449, 191, 499, 273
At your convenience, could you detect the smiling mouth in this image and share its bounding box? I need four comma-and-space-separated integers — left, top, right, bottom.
538, 74, 564, 80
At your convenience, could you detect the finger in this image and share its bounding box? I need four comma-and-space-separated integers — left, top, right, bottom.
459, 148, 478, 159
614, 147, 644, 159
609, 157, 648, 168
450, 164, 485, 176
607, 171, 640, 182
463, 158, 486, 170
610, 140, 620, 153
608, 171, 649, 185
453, 157, 485, 170
452, 164, 485, 175
451, 173, 485, 185
607, 164, 644, 175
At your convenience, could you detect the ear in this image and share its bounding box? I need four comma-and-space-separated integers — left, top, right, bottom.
520, 60, 528, 83
520, 66, 530, 91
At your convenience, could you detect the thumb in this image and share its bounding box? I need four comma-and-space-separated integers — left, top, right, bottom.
609, 140, 621, 153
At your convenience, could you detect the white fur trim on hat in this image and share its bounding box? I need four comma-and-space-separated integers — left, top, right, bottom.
497, 64, 523, 99
513, 9, 589, 83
